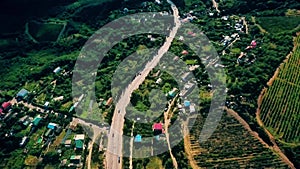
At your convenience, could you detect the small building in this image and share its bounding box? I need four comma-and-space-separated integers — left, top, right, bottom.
105, 97, 113, 106
47, 122, 58, 130
16, 89, 29, 101
134, 134, 142, 143
184, 100, 191, 107
2, 102, 11, 111
0, 108, 4, 116
64, 139, 72, 147
53, 67, 62, 74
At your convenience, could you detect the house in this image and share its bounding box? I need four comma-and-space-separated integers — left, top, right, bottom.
53, 96, 64, 101
53, 67, 62, 74
105, 97, 113, 106
75, 140, 83, 149
190, 104, 196, 113
19, 115, 29, 123
16, 89, 29, 101
173, 56, 180, 61
156, 78, 162, 84
70, 155, 81, 164
168, 88, 178, 97
153, 122, 163, 135
47, 122, 58, 130
184, 100, 191, 107
32, 115, 42, 126
134, 134, 142, 143
0, 108, 4, 116
2, 102, 11, 111
181, 50, 189, 55
74, 134, 85, 140
64, 139, 72, 147
69, 119, 78, 130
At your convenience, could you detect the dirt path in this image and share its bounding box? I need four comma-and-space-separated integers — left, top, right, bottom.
251, 16, 268, 34
241, 17, 248, 34
164, 96, 179, 169
211, 0, 220, 14
183, 119, 200, 169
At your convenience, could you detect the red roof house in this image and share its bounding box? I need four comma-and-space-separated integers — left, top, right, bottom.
2, 102, 11, 110
251, 40, 257, 47
153, 123, 163, 130
0, 108, 4, 115
181, 50, 189, 55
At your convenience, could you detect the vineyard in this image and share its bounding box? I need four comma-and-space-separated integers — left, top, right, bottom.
188, 112, 289, 168
259, 35, 300, 143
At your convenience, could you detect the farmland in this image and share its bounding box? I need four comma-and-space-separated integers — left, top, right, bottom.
258, 35, 300, 144
188, 112, 289, 168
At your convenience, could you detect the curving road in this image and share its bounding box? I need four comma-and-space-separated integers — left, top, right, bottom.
105, 1, 181, 169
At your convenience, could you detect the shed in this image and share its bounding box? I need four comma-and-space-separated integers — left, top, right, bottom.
53, 67, 62, 74
134, 134, 142, 142
181, 50, 189, 55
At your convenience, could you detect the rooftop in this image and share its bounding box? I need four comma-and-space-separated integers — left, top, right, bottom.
74, 134, 85, 140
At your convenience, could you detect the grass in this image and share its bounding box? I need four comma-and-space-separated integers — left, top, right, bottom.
146, 157, 163, 169
28, 21, 65, 42
257, 16, 300, 33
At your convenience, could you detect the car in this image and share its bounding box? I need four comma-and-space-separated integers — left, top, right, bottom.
118, 110, 120, 113
118, 156, 120, 163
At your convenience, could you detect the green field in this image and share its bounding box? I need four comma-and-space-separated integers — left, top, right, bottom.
257, 16, 300, 33
259, 35, 300, 143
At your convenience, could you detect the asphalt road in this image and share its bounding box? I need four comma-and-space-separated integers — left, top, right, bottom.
105, 1, 181, 168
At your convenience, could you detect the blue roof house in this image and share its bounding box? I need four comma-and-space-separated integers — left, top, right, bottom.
134, 134, 142, 143
16, 89, 29, 100
184, 100, 191, 107
47, 122, 58, 130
